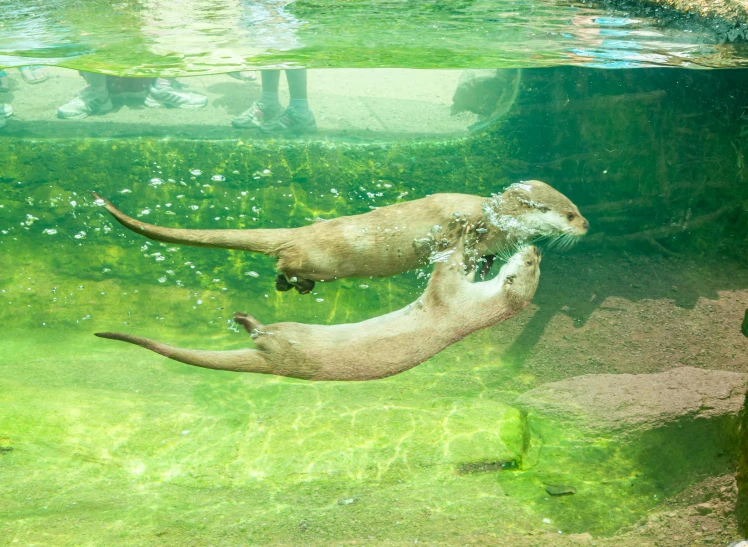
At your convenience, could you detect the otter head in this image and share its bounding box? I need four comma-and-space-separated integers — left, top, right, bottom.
484, 180, 589, 249
496, 245, 542, 311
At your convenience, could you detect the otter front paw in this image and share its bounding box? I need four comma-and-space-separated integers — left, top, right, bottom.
234, 312, 263, 333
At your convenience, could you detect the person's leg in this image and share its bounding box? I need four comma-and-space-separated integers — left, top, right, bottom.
57, 71, 113, 119
82, 71, 108, 89
0, 102, 12, 129
231, 69, 284, 129
286, 69, 311, 113
261, 69, 316, 135
260, 70, 282, 107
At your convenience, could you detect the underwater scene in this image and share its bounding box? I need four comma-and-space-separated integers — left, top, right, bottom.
2, 1, 748, 546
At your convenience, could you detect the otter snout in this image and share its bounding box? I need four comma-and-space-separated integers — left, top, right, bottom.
568, 212, 589, 236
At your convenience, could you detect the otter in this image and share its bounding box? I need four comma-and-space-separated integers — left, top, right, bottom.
95, 241, 541, 381
92, 179, 583, 294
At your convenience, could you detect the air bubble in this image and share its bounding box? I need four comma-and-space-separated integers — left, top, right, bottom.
74, 231, 86, 239
43, 228, 57, 235
211, 174, 226, 182
245, 271, 259, 277
190, 169, 202, 176
150, 178, 163, 186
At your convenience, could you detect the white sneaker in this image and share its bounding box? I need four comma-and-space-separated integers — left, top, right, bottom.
145, 84, 208, 109
57, 85, 113, 119
231, 100, 283, 129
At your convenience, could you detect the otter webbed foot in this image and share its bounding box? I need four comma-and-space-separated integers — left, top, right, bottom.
275, 274, 294, 292
294, 278, 315, 294
275, 274, 315, 295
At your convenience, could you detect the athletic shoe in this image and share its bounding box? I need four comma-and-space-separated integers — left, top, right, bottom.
260, 106, 317, 135
57, 85, 113, 119
144, 84, 208, 109
19, 65, 49, 84
231, 100, 283, 129
228, 71, 257, 81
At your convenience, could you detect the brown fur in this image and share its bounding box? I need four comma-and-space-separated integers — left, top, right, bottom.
92, 179, 584, 292
95, 243, 541, 381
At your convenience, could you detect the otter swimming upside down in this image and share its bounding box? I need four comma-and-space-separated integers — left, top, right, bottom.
95, 242, 541, 381
92, 179, 583, 293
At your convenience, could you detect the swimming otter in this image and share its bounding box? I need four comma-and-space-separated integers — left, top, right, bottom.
92, 179, 582, 293
95, 242, 541, 381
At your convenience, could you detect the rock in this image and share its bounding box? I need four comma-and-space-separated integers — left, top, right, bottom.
568, 532, 593, 544
738, 390, 748, 535
451, 69, 522, 131
546, 484, 577, 496
695, 502, 714, 515
515, 367, 748, 435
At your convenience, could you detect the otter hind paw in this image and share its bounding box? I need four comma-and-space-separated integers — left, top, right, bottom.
275, 274, 294, 292
294, 278, 315, 295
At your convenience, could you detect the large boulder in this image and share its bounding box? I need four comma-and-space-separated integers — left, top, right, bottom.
515, 367, 748, 435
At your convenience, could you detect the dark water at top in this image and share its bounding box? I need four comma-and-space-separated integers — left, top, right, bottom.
2, 0, 748, 74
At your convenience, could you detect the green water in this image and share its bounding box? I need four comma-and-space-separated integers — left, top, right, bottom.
3, 0, 748, 72
2, 1, 748, 545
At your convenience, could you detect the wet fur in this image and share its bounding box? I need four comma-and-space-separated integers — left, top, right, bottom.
92, 179, 583, 293
95, 244, 541, 381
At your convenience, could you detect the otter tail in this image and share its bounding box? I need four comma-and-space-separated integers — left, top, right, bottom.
91, 192, 289, 255
94, 332, 273, 374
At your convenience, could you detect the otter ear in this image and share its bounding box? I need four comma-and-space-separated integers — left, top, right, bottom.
505, 274, 516, 285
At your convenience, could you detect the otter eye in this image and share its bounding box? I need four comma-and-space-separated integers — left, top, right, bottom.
538, 206, 550, 213
525, 260, 533, 267
566, 212, 575, 221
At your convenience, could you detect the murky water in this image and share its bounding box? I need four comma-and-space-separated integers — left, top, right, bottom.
1, 2, 748, 547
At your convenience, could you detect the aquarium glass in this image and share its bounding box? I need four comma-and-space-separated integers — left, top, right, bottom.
1, 1, 747, 546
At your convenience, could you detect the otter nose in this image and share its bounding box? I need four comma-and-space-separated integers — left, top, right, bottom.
582, 219, 589, 231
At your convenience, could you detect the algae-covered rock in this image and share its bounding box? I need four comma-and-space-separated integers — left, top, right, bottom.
515, 367, 748, 435
738, 390, 748, 535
